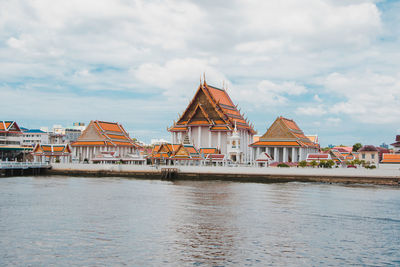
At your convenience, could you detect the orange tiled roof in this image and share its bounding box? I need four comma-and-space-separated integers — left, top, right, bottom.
251, 141, 300, 147
200, 148, 219, 155
169, 81, 255, 133
33, 144, 71, 154
106, 134, 129, 140
97, 121, 122, 132
0, 121, 22, 133
381, 154, 400, 163
72, 141, 108, 146
255, 116, 318, 149
72, 120, 140, 148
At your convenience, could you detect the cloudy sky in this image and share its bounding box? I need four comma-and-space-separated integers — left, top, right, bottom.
1, 0, 399, 146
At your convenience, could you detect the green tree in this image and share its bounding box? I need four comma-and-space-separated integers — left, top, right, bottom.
352, 143, 362, 152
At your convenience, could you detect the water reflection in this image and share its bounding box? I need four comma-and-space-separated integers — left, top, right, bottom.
168, 181, 239, 265
0, 177, 399, 266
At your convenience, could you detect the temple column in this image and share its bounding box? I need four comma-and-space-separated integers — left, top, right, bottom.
292, 147, 296, 162
299, 148, 304, 161
274, 147, 278, 161
283, 147, 288, 162
218, 132, 221, 150
79, 147, 83, 161
198, 127, 201, 148
189, 127, 192, 142
256, 147, 260, 159
208, 131, 212, 147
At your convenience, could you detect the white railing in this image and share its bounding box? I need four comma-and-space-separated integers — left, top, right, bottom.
0, 162, 50, 169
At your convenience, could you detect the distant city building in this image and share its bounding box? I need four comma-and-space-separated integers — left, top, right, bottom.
48, 133, 65, 144
168, 80, 255, 163
250, 116, 319, 163
380, 143, 389, 149
71, 120, 141, 163
64, 129, 82, 143
151, 138, 169, 145
22, 129, 49, 146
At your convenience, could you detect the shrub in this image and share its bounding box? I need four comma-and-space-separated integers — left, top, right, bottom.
277, 163, 290, 168
310, 160, 318, 168
365, 165, 376, 169
299, 160, 307, 168
326, 160, 335, 168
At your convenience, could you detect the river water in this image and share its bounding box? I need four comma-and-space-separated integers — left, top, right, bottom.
0, 176, 399, 266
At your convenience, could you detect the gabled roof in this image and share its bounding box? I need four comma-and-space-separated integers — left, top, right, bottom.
169, 81, 255, 133
250, 116, 318, 148
358, 145, 378, 152
71, 120, 140, 148
0, 121, 22, 133
33, 144, 71, 154
199, 148, 219, 155
148, 143, 203, 160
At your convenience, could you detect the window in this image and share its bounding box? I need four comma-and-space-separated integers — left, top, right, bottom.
371, 154, 375, 159
362, 153, 365, 159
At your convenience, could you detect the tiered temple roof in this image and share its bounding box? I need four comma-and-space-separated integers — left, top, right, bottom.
0, 121, 22, 133
390, 135, 400, 148
71, 120, 140, 148
33, 144, 71, 155
148, 143, 202, 160
250, 116, 319, 148
169, 81, 255, 133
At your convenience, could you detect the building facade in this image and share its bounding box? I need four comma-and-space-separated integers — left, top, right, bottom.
358, 145, 379, 165
22, 129, 49, 146
169, 80, 255, 163
71, 120, 141, 163
250, 116, 319, 163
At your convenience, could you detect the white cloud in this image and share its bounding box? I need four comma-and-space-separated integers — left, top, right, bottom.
232, 80, 307, 108
321, 72, 400, 124
326, 117, 342, 126
134, 57, 227, 100
296, 105, 327, 116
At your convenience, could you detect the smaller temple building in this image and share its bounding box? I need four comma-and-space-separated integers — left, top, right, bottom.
250, 116, 319, 163
71, 120, 141, 163
32, 144, 72, 163
391, 135, 400, 153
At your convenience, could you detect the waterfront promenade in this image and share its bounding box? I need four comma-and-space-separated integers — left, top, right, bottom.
49, 163, 400, 185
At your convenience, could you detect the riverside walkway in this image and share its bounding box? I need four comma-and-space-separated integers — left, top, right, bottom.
49, 163, 400, 186
0, 162, 51, 177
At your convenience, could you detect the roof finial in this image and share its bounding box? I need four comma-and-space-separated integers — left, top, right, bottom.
203, 72, 206, 84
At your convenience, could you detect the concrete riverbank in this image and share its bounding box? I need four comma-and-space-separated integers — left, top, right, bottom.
48, 163, 400, 186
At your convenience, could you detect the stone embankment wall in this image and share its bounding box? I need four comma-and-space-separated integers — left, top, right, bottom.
48, 163, 400, 186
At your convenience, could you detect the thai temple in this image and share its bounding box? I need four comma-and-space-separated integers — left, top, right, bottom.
168, 80, 255, 163
71, 120, 142, 163
32, 144, 72, 163
250, 116, 319, 163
